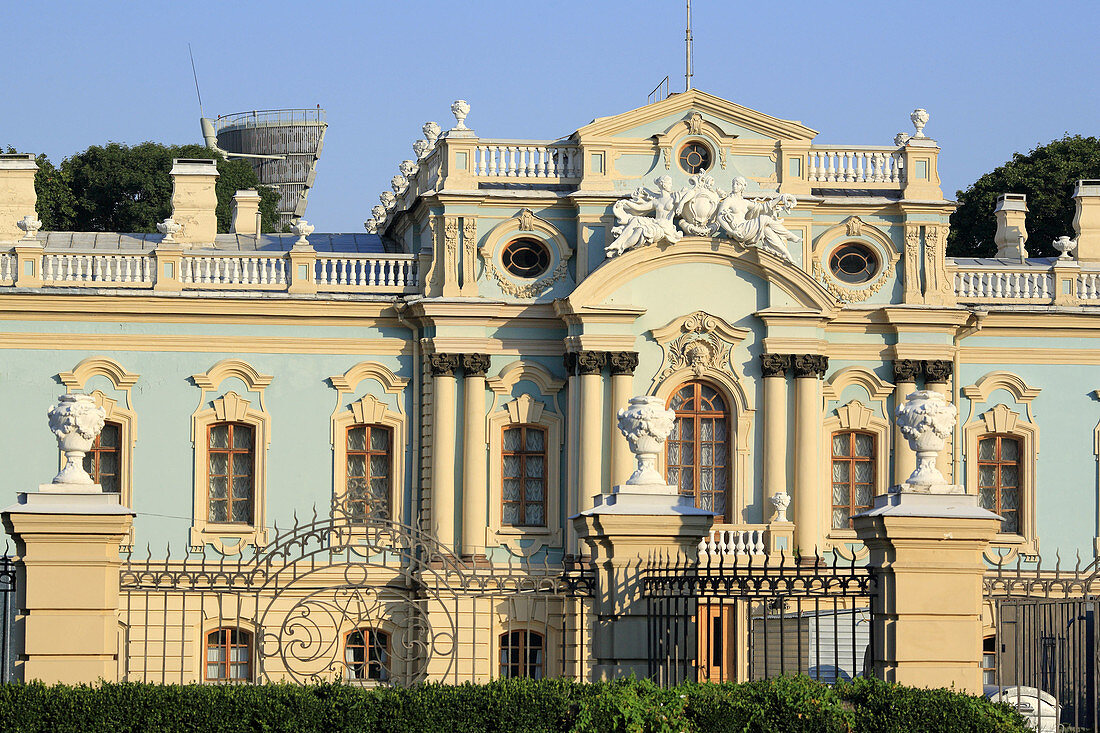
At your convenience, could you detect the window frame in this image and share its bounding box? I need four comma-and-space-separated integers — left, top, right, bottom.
829, 429, 876, 530
330, 392, 406, 527
500, 423, 549, 528
976, 433, 1022, 535
343, 423, 394, 522
206, 421, 256, 526
821, 397, 891, 546
344, 627, 391, 682
83, 419, 123, 494
665, 380, 732, 522
677, 140, 713, 174
203, 627, 253, 683
498, 629, 546, 680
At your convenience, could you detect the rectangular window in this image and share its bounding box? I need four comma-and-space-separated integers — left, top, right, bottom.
205, 628, 251, 681
83, 420, 121, 493
345, 425, 392, 521
499, 630, 544, 679
345, 628, 390, 681
831, 431, 875, 529
208, 422, 254, 524
502, 425, 546, 527
977, 434, 1020, 534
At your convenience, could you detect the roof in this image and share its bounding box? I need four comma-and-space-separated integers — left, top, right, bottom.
29, 232, 389, 254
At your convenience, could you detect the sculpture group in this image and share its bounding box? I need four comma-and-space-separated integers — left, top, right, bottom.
607, 174, 802, 261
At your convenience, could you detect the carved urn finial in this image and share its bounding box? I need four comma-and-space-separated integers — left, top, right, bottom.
379, 191, 397, 211
769, 492, 791, 522
450, 100, 471, 131
157, 217, 181, 244
616, 396, 676, 487
422, 121, 442, 146
290, 218, 314, 249
413, 139, 430, 159
399, 159, 418, 178
894, 390, 957, 492
1054, 236, 1078, 260
47, 394, 106, 487
391, 175, 408, 195
910, 108, 929, 139
893, 132, 911, 147
17, 214, 42, 240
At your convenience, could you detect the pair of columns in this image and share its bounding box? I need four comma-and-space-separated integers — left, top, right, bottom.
892, 359, 953, 484
759, 353, 828, 553
427, 352, 490, 556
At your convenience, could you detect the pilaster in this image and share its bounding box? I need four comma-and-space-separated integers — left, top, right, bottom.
760, 354, 791, 519
922, 224, 955, 306
575, 351, 606, 513
428, 353, 460, 550
792, 354, 827, 555
608, 352, 638, 487
902, 224, 922, 304
892, 359, 920, 484
460, 353, 490, 557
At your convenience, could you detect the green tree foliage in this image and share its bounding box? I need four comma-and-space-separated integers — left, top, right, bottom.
949, 134, 1100, 258
3, 143, 279, 234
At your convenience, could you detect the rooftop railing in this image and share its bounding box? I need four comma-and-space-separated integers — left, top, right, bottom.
806, 146, 904, 186
216, 108, 327, 130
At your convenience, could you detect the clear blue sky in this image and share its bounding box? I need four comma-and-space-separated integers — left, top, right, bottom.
6, 0, 1099, 232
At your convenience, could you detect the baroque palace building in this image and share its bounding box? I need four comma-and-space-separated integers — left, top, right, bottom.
0, 89, 1097, 687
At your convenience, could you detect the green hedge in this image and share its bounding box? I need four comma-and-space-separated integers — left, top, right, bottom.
0, 676, 1029, 733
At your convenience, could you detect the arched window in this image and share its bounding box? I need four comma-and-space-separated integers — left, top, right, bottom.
501, 425, 547, 527
977, 434, 1020, 534
345, 424, 392, 521
83, 420, 121, 493
208, 422, 254, 524
831, 430, 875, 529
666, 382, 730, 521
499, 629, 544, 679
205, 628, 251, 681
345, 628, 390, 681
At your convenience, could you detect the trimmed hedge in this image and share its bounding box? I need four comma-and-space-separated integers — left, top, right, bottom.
0, 676, 1029, 733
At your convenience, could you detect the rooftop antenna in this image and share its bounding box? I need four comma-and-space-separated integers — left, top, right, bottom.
188, 43, 205, 118
685, 0, 693, 91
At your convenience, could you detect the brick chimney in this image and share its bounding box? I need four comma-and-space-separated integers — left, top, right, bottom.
1074, 180, 1100, 262
0, 154, 39, 243
230, 189, 261, 235
169, 158, 219, 245
993, 193, 1028, 261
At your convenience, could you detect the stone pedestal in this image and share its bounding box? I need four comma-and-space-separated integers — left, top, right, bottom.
853, 491, 1000, 693
2, 491, 134, 683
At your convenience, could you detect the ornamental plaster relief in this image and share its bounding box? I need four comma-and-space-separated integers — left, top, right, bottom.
649, 310, 751, 384
479, 209, 573, 300
811, 217, 900, 305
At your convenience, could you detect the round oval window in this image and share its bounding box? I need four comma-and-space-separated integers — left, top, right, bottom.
501, 238, 551, 279
678, 141, 712, 174
829, 243, 879, 284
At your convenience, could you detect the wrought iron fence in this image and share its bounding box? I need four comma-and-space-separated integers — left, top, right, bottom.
0, 553, 15, 683
643, 551, 877, 686
119, 510, 594, 685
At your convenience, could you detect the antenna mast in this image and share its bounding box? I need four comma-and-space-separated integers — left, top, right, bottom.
188, 43, 205, 118
685, 0, 693, 91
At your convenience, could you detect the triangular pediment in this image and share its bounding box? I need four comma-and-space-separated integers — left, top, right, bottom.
573, 89, 818, 142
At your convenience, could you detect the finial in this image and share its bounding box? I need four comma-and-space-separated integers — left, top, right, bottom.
157, 217, 181, 243
45, 394, 106, 490
290, 218, 314, 249
450, 100, 471, 131
910, 108, 929, 139
17, 214, 41, 240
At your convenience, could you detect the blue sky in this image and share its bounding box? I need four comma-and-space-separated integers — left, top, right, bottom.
5, 0, 1099, 231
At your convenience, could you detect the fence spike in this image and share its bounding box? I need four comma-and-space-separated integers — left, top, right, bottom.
1055, 550, 1062, 574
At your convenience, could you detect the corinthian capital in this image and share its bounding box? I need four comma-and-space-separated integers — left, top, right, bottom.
759, 353, 791, 378
922, 359, 953, 384
575, 351, 607, 375
608, 351, 639, 376
892, 359, 922, 383
461, 353, 491, 377
792, 354, 828, 379
428, 353, 460, 377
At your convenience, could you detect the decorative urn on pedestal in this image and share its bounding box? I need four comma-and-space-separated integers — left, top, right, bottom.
616, 396, 676, 489
45, 394, 106, 491
894, 389, 961, 493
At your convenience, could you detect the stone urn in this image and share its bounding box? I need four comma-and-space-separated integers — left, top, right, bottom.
422, 121, 442, 145
616, 396, 676, 487
413, 139, 430, 159
895, 389, 956, 490
451, 100, 471, 131
47, 394, 106, 486
769, 492, 791, 522
910, 108, 929, 138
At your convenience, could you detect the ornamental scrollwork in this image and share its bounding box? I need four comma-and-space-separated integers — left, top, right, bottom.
482, 257, 568, 299
653, 311, 748, 381
811, 259, 891, 304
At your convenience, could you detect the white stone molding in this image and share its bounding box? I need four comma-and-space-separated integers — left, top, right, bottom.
59, 356, 140, 409
822, 366, 895, 402
330, 393, 406, 527
329, 361, 409, 400
652, 112, 735, 172
650, 310, 752, 385
962, 371, 1041, 424
479, 210, 573, 299
810, 217, 900, 304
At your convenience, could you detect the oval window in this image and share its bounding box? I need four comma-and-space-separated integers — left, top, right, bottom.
501, 238, 551, 279
829, 243, 879, 284
678, 142, 712, 174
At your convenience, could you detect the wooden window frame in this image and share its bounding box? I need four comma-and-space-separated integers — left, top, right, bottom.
84, 419, 123, 494
830, 430, 876, 530
976, 433, 1022, 535
822, 398, 890, 547
330, 392, 406, 527
665, 380, 731, 522
206, 421, 255, 526
204, 627, 252, 682
344, 627, 390, 682
498, 629, 545, 680
500, 424, 548, 528
344, 423, 394, 522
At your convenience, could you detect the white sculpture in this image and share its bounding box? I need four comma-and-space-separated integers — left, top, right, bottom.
370, 204, 387, 221
157, 217, 181, 243
422, 121, 441, 146
450, 100, 471, 131
391, 175, 408, 195
413, 139, 430, 160
676, 175, 723, 236
894, 390, 958, 492
364, 219, 380, 234
616, 396, 676, 488
910, 108, 929, 139
380, 191, 397, 211
894, 132, 911, 147
290, 218, 314, 248
713, 176, 801, 261
769, 492, 791, 522
47, 394, 106, 486
607, 175, 684, 257
17, 214, 41, 240
1054, 236, 1078, 260
399, 159, 418, 178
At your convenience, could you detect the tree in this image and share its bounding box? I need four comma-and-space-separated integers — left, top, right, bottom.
4, 142, 279, 234
949, 134, 1100, 258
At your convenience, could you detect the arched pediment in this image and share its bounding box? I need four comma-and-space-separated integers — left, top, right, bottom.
566, 238, 838, 315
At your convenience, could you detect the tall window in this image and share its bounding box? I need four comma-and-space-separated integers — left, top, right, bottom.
83, 420, 121, 493
831, 431, 875, 529
502, 425, 546, 527
345, 628, 390, 681
977, 434, 1020, 534
666, 382, 729, 521
346, 424, 392, 521
208, 422, 254, 524
205, 628, 251, 681
499, 629, 544, 679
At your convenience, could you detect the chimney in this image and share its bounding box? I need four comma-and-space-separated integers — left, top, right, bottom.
169, 158, 219, 245
0, 154, 39, 242
230, 189, 261, 235
1074, 180, 1100, 262
993, 193, 1028, 261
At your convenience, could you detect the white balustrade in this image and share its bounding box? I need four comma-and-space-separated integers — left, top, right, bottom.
0, 253, 13, 283
954, 269, 1053, 301
473, 143, 581, 179
42, 253, 154, 285
697, 528, 767, 557
180, 255, 287, 287
315, 255, 418, 290
1078, 273, 1100, 300
806, 148, 903, 185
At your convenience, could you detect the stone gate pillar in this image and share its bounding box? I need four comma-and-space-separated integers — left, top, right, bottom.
2, 394, 134, 684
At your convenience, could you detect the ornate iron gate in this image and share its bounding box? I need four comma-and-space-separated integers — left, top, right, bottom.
119, 511, 594, 684
0, 553, 15, 683
644, 551, 877, 686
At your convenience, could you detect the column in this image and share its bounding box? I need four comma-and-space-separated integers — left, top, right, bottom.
460, 353, 490, 557
576, 351, 607, 513
429, 353, 460, 550
923, 360, 953, 482
792, 354, 827, 555
892, 359, 920, 485
608, 352, 638, 487
760, 354, 791, 516
563, 353, 580, 555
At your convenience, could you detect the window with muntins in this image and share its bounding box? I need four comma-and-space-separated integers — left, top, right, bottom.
345, 628, 390, 681
83, 420, 121, 493
831, 430, 875, 529
208, 422, 254, 524
502, 425, 546, 527
977, 434, 1020, 534
345, 424, 392, 521
666, 381, 730, 521
499, 629, 544, 679
205, 628, 251, 681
